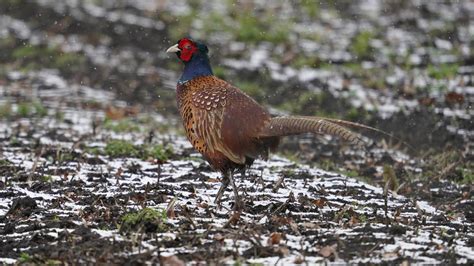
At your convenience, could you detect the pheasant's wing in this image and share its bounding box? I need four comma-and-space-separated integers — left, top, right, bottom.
220, 84, 276, 160
189, 77, 274, 164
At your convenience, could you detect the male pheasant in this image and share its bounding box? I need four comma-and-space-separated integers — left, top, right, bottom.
166, 38, 386, 209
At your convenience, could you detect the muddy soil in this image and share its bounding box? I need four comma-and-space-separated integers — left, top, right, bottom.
0, 0, 473, 264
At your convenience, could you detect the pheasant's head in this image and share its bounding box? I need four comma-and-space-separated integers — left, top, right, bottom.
166, 38, 209, 63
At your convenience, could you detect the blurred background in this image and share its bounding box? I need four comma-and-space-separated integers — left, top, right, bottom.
1, 1, 473, 263
0, 0, 472, 184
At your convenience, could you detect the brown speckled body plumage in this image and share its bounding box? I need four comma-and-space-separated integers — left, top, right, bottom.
177, 76, 279, 173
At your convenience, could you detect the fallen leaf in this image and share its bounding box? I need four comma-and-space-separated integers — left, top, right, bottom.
213, 233, 224, 242
267, 232, 282, 245
227, 212, 240, 226
288, 191, 295, 202
293, 256, 305, 264
462, 191, 469, 200
319, 243, 337, 258
383, 252, 398, 259
281, 50, 296, 65
342, 79, 351, 90
197, 202, 208, 209
418, 97, 435, 106
395, 208, 401, 217
273, 246, 290, 256
114, 167, 123, 177
313, 198, 327, 208
301, 222, 320, 229
105, 105, 140, 120
445, 91, 464, 105
400, 260, 410, 266
105, 105, 125, 120
288, 220, 300, 234
270, 216, 292, 225
160, 255, 185, 266
65, 191, 76, 199
349, 215, 359, 226
130, 193, 145, 203
402, 83, 416, 97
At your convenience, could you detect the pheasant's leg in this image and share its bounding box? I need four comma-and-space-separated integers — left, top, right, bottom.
214, 173, 230, 207
228, 172, 243, 211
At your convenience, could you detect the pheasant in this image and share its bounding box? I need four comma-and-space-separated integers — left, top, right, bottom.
166, 38, 389, 209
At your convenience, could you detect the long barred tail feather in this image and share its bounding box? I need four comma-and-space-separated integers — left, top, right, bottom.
259, 116, 367, 146
312, 116, 414, 150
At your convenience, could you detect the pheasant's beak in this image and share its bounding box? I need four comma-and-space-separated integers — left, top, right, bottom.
166, 44, 181, 53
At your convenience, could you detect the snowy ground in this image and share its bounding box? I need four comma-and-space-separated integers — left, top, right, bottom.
0, 0, 473, 264
0, 73, 472, 264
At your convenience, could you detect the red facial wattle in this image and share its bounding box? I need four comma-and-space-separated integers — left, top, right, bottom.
178, 39, 198, 62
